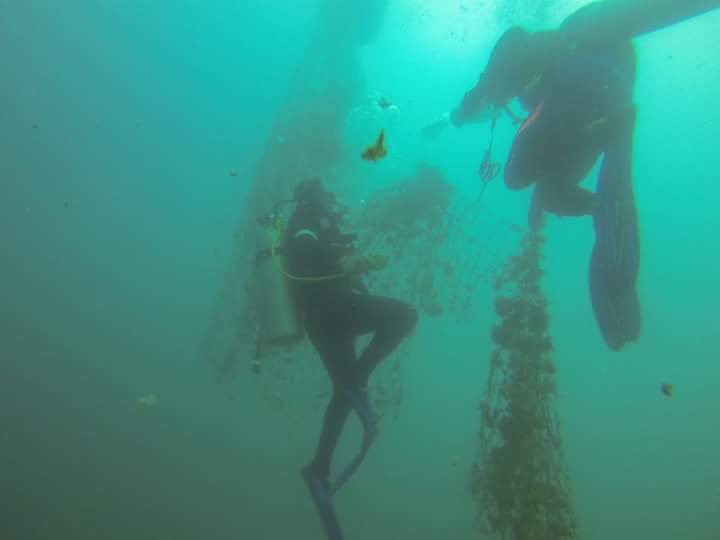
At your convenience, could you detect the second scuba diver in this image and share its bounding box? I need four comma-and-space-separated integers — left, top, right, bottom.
284, 178, 417, 539
447, 0, 720, 351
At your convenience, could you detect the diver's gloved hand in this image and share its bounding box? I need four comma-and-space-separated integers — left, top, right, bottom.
339, 254, 388, 274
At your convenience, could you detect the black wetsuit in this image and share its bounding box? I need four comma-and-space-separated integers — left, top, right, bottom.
504, 22, 636, 227
499, 5, 642, 350
454, 0, 719, 228
451, 0, 673, 350
285, 202, 417, 479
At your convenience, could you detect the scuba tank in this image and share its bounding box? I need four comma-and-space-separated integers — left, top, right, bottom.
253, 211, 305, 351
250, 194, 356, 372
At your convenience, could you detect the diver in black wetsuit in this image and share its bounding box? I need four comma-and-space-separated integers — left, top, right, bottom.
451, 2, 637, 228
449, 0, 719, 351
284, 179, 417, 529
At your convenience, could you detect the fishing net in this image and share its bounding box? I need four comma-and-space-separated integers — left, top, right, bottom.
198, 0, 395, 416
470, 232, 578, 540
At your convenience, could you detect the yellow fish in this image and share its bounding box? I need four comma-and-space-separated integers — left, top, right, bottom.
361, 129, 387, 162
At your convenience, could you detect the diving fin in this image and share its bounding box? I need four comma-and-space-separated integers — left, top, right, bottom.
589, 254, 642, 350
302, 467, 344, 540
589, 107, 641, 350
302, 388, 377, 540
331, 389, 377, 496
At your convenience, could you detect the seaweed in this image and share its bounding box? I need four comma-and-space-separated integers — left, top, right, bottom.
469, 232, 578, 540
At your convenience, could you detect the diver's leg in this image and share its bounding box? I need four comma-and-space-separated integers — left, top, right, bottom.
504, 61, 596, 193
536, 182, 596, 217
308, 387, 354, 479
562, 0, 720, 43
305, 313, 357, 479
347, 295, 418, 384
527, 124, 602, 227
504, 156, 536, 191
504, 103, 546, 191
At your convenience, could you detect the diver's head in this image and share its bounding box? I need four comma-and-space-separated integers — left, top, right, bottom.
484, 27, 561, 106
294, 178, 334, 206
294, 178, 346, 223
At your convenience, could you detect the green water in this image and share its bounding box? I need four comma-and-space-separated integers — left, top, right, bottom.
2, 1, 719, 539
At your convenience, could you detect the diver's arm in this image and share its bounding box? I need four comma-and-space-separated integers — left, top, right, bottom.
285, 229, 343, 277
451, 28, 560, 126
450, 74, 490, 127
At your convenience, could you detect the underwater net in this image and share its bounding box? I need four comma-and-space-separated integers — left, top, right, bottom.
470, 231, 578, 540
200, 154, 514, 421
356, 163, 514, 322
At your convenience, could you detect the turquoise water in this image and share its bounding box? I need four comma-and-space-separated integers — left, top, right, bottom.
2, 1, 719, 539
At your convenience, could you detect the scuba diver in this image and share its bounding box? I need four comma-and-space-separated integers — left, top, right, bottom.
284, 178, 417, 539
445, 0, 720, 351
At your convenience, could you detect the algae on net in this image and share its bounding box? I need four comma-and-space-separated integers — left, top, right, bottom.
470, 232, 578, 540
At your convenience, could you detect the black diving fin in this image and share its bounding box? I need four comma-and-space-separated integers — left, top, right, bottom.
588, 107, 642, 350
303, 388, 377, 540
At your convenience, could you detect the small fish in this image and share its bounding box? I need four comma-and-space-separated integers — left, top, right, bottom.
377, 96, 392, 109
660, 383, 674, 397
361, 129, 387, 162
228, 170, 238, 177
139, 394, 159, 407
